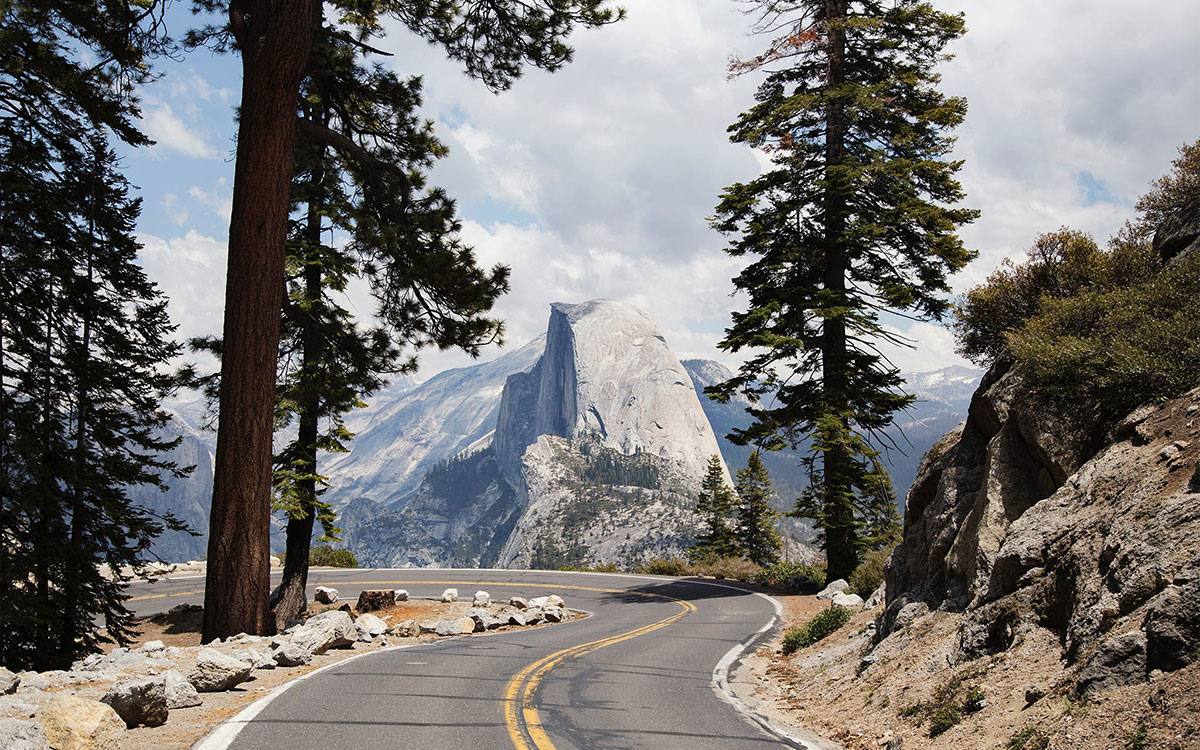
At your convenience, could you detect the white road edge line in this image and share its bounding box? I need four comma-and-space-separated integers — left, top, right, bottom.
185, 569, 834, 750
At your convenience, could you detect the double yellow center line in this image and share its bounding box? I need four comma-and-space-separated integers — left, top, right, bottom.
503, 590, 696, 750
126, 577, 696, 750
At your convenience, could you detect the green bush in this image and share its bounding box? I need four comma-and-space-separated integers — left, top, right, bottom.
848, 546, 894, 599
781, 605, 852, 654
1009, 253, 1200, 418
633, 557, 693, 576
758, 561, 827, 592
1006, 726, 1051, 750
928, 705, 962, 737
309, 546, 357, 568
559, 562, 622, 573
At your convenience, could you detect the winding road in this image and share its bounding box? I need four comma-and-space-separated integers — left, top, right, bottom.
125, 569, 829, 750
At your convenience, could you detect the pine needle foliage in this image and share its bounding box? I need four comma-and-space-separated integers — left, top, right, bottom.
0, 1, 185, 670
689, 455, 739, 562
734, 451, 783, 566
708, 0, 977, 579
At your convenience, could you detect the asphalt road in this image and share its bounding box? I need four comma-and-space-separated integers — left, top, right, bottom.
125, 569, 815, 750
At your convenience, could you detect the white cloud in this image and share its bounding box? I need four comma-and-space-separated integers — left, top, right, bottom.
137, 230, 227, 348
143, 103, 220, 159
188, 180, 233, 223
162, 193, 188, 226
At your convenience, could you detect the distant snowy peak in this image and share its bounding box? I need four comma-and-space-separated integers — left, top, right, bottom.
903, 365, 983, 413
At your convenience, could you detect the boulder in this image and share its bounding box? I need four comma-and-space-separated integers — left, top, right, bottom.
467, 609, 506, 631
234, 648, 275, 670
527, 595, 565, 609
162, 670, 201, 709
272, 642, 312, 668
390, 620, 420, 638
355, 590, 393, 613
288, 610, 356, 654
441, 588, 458, 603
507, 612, 528, 627
187, 649, 253, 692
0, 667, 18, 695
831, 592, 864, 608
41, 695, 124, 750
433, 618, 475, 636
816, 579, 850, 600
1077, 631, 1148, 693
393, 589, 409, 602
1144, 561, 1200, 672
864, 584, 886, 609
137, 640, 165, 654
525, 608, 545, 625
472, 591, 491, 607
100, 676, 168, 728
314, 586, 339, 604
508, 596, 528, 610
0, 718, 48, 750
543, 607, 565, 623
355, 613, 389, 641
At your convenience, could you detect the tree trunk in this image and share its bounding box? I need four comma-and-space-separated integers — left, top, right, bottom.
821, 0, 857, 582
270, 191, 323, 632
203, 0, 319, 642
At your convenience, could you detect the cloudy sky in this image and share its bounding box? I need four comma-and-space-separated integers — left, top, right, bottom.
125, 0, 1200, 381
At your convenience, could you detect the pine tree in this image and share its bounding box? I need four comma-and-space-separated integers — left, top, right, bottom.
187, 0, 624, 639
734, 451, 782, 567
689, 455, 738, 563
708, 0, 977, 580
1, 0, 185, 667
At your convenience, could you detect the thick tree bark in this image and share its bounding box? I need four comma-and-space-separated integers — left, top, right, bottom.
821, 0, 856, 582
270, 193, 323, 632
203, 0, 319, 642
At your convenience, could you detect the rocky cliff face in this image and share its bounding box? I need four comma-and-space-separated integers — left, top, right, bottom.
136, 414, 215, 563
883, 357, 1200, 688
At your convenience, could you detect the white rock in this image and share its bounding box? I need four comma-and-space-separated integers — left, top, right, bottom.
831, 592, 865, 608
314, 586, 339, 604
393, 589, 409, 602
100, 676, 168, 728
355, 613, 389, 641
0, 667, 18, 695
472, 590, 491, 607
816, 579, 850, 600
864, 584, 886, 608
271, 642, 312, 667
163, 670, 202, 709
441, 588, 458, 603
0, 717, 48, 750
433, 618, 475, 636
137, 640, 165, 653
187, 649, 253, 692
508, 596, 528, 610
543, 607, 566, 623
288, 610, 356, 654
234, 648, 275, 670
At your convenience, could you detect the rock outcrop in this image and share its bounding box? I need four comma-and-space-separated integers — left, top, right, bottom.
883, 356, 1200, 687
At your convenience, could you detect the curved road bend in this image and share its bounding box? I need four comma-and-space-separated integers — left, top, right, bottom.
126, 569, 815, 750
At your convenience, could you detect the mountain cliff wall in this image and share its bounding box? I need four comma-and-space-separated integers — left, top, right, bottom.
880, 357, 1200, 689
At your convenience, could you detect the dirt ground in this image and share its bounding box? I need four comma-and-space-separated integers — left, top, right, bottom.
746, 592, 1200, 750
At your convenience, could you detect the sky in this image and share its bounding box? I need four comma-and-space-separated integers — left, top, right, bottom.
124, 0, 1200, 382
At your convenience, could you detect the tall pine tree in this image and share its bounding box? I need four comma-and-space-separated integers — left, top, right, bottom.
689, 455, 739, 563
1, 0, 184, 669
187, 0, 625, 639
734, 451, 782, 567
709, 0, 977, 579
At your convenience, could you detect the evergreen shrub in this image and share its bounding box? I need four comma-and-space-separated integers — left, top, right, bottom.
781, 605, 852, 654
309, 546, 358, 568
